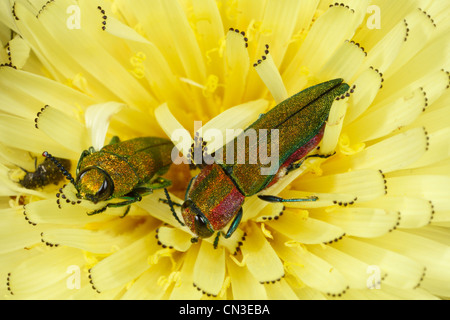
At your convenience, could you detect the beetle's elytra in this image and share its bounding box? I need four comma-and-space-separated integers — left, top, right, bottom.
174, 78, 350, 246
44, 136, 174, 215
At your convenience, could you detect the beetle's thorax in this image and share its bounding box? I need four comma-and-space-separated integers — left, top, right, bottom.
183, 163, 245, 235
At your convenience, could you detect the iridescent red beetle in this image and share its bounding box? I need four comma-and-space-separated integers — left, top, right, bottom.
165, 79, 350, 247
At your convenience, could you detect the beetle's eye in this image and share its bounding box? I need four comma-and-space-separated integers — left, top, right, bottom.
182, 200, 214, 238
194, 213, 214, 238
95, 175, 113, 202
77, 168, 113, 203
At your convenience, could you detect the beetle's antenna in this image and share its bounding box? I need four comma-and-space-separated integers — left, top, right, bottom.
163, 188, 185, 227
42, 151, 75, 185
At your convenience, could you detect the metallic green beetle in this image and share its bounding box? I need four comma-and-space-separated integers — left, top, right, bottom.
43, 136, 174, 215
166, 79, 350, 246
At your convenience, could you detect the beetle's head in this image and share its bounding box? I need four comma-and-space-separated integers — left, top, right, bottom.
181, 199, 215, 239
75, 167, 113, 204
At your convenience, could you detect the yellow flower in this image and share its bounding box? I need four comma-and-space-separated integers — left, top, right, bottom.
1, 0, 449, 300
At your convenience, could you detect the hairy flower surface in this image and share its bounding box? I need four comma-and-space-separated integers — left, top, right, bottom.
0, 0, 449, 300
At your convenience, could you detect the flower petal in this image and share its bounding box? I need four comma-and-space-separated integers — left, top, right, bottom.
16, 1, 156, 108
331, 237, 425, 290
89, 231, 159, 293
363, 230, 450, 297
7, 246, 85, 298
121, 258, 172, 299
8, 36, 31, 69
406, 127, 450, 169
24, 199, 110, 226
0, 68, 94, 119
0, 208, 41, 254
40, 228, 127, 254
155, 103, 192, 159
264, 279, 298, 300
321, 97, 348, 155
35, 105, 90, 153
358, 18, 406, 75
375, 35, 450, 106
137, 190, 192, 233
308, 244, 371, 290
388, 9, 436, 76
169, 244, 203, 299
310, 207, 400, 238
84, 102, 126, 150
223, 28, 250, 108
158, 0, 207, 83
253, 50, 288, 104
156, 226, 192, 252
286, 279, 327, 300
283, 4, 362, 92
226, 256, 267, 300
294, 169, 386, 202
240, 222, 284, 284
344, 68, 382, 124
273, 235, 349, 297
316, 39, 367, 82
266, 209, 345, 244
191, 0, 225, 73
386, 175, 450, 212
345, 88, 425, 142
357, 196, 433, 229
200, 99, 269, 153
323, 127, 428, 174
0, 114, 76, 159
193, 240, 226, 297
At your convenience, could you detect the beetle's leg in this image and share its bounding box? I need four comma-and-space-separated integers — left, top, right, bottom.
121, 205, 131, 218
86, 200, 136, 217
33, 155, 37, 170
148, 177, 172, 190
163, 188, 185, 227
86, 205, 108, 216
213, 232, 221, 249
224, 208, 243, 239
85, 189, 147, 216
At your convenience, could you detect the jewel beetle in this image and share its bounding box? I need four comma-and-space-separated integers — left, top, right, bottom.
43, 136, 174, 215
166, 78, 350, 246
18, 156, 71, 190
